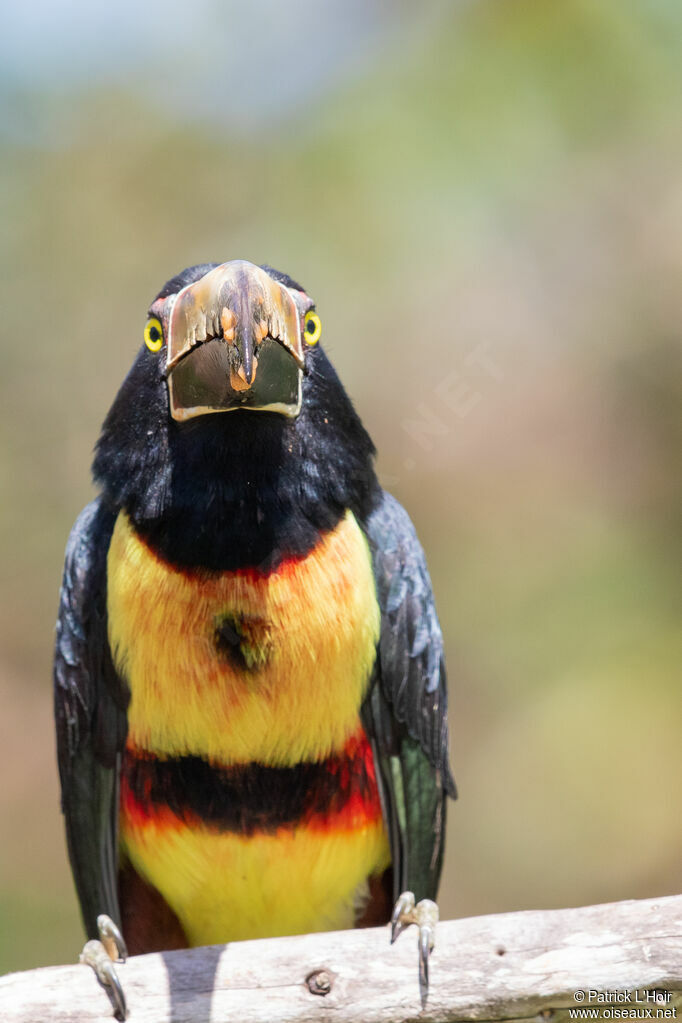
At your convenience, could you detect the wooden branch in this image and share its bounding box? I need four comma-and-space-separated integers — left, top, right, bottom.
2, 895, 681, 1022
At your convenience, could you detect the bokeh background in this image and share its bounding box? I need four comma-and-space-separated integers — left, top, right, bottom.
1, 0, 681, 975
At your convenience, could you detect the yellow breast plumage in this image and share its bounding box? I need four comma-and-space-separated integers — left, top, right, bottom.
107, 509, 381, 767
107, 509, 390, 943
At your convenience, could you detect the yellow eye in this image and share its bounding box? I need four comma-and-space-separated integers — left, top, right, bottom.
303, 310, 322, 346
144, 317, 164, 353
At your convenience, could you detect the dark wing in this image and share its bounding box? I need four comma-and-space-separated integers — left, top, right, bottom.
54, 497, 128, 938
362, 491, 456, 904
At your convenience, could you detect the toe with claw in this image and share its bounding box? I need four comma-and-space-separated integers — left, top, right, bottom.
390, 891, 439, 1007
79, 914, 128, 1021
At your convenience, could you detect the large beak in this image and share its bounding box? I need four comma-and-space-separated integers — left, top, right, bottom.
165, 260, 304, 422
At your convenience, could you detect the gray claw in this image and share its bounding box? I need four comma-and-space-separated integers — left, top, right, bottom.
419, 919, 435, 1007
390, 892, 438, 1005
80, 914, 128, 1020
80, 939, 128, 1020
97, 913, 128, 963
390, 890, 415, 944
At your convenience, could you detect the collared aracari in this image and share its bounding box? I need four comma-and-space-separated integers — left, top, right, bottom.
54, 260, 456, 1018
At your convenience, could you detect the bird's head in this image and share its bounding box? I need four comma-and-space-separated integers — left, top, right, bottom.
93, 260, 379, 554
145, 260, 321, 421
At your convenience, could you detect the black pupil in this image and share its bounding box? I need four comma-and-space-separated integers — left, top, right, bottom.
149, 325, 160, 341
306, 319, 315, 333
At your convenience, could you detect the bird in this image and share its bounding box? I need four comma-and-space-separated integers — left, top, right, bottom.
54, 259, 456, 1019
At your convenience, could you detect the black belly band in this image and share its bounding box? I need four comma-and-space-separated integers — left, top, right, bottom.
121, 737, 379, 836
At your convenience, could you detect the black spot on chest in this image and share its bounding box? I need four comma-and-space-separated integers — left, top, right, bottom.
214, 613, 273, 671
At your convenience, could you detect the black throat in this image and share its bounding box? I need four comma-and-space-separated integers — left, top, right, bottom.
93, 345, 380, 573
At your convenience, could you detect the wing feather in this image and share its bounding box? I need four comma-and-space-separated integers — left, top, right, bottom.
54, 498, 128, 937
362, 491, 455, 904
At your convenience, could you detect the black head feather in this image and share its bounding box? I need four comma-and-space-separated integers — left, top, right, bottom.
93, 265, 380, 572
152, 263, 220, 303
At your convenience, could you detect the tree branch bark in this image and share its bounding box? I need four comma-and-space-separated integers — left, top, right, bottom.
1, 895, 681, 1022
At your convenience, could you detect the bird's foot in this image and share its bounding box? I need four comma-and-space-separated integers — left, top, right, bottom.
390, 891, 438, 1007
79, 914, 128, 1021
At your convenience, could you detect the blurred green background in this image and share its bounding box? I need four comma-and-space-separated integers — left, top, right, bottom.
1, 0, 681, 975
